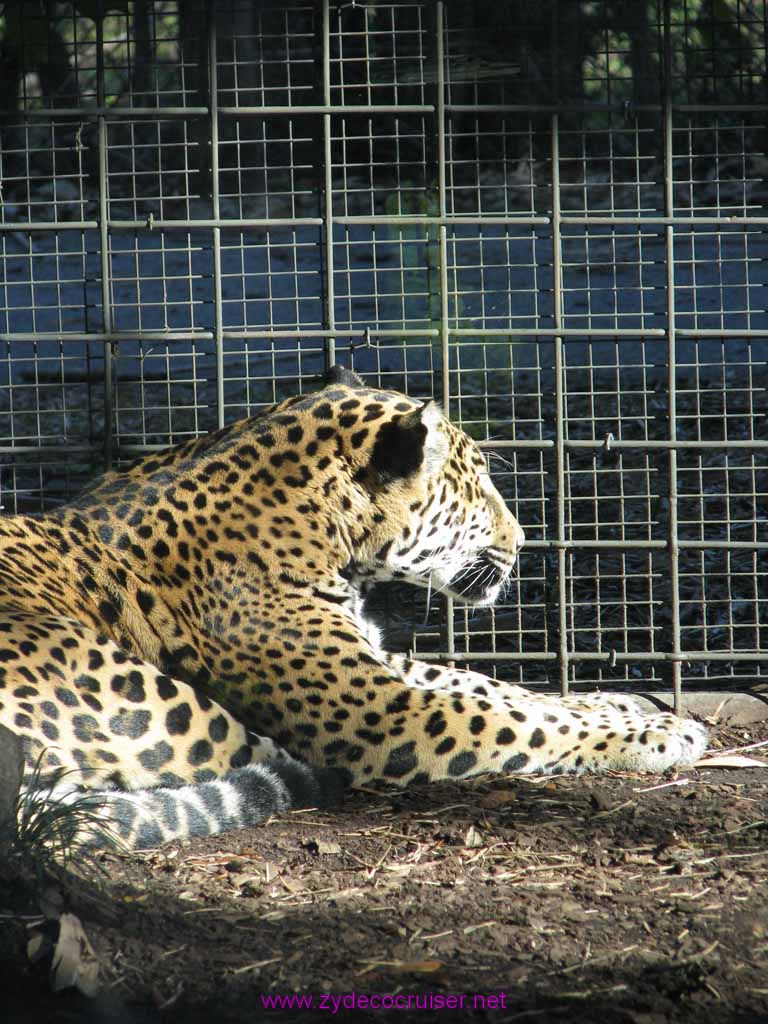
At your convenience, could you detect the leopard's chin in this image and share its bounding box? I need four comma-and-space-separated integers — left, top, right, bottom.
444, 552, 512, 607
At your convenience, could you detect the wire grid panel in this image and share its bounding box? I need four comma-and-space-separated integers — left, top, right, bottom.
0, 0, 766, 701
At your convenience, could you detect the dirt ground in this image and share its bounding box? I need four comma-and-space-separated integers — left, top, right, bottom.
3, 721, 768, 1024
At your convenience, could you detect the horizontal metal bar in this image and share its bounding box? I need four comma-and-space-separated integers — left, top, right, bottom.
217, 104, 435, 116
334, 215, 552, 226
450, 327, 668, 337
1, 214, 546, 232
2, 327, 766, 346
1, 102, 436, 124
7, 102, 768, 121
675, 329, 768, 338
567, 439, 768, 450
445, 102, 768, 114
0, 217, 324, 233
676, 541, 768, 550
415, 650, 768, 663
0, 221, 98, 232
522, 540, 768, 550
453, 327, 768, 338
3, 216, 764, 234
447, 104, 646, 114
561, 216, 768, 226
674, 103, 768, 112
108, 218, 324, 230
222, 328, 440, 339
0, 106, 209, 119
0, 445, 99, 456
480, 439, 768, 450
0, 328, 442, 343
480, 440, 556, 449
0, 331, 214, 343
411, 651, 558, 661
3, 445, 173, 457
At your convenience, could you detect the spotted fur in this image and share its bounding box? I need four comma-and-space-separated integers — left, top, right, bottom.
0, 368, 707, 849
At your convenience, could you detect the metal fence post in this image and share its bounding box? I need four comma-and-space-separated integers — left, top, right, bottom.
208, 2, 225, 429
436, 0, 454, 657
663, 0, 682, 712
95, 11, 113, 469
322, 0, 336, 370
551, 114, 569, 697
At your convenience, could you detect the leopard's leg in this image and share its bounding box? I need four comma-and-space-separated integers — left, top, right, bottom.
383, 654, 645, 716
383, 653, 532, 702
215, 619, 708, 784
0, 609, 343, 849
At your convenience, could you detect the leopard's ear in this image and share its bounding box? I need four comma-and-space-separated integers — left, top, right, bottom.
324, 365, 365, 389
369, 402, 449, 480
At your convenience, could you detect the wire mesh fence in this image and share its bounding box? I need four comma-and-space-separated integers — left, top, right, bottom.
0, 0, 766, 704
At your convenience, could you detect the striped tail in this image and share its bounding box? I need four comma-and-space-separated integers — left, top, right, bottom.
18, 759, 346, 853
97, 761, 347, 850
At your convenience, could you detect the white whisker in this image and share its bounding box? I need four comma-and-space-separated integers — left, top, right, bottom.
422, 573, 433, 625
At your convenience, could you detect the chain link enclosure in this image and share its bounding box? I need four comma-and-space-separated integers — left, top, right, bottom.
0, 0, 766, 705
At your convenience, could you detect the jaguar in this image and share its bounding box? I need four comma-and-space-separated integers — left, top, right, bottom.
0, 366, 708, 849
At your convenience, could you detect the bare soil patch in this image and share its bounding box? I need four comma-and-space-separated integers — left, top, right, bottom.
3, 722, 768, 1024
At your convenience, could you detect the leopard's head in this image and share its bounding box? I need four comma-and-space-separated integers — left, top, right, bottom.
322, 367, 525, 607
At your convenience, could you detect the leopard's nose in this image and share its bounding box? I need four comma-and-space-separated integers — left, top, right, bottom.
513, 522, 525, 556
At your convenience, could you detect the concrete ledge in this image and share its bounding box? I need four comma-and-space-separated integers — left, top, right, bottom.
632, 691, 768, 725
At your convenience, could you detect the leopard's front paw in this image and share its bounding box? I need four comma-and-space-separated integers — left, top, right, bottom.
618, 716, 708, 772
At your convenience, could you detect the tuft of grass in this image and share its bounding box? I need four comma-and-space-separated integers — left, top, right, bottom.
3, 755, 119, 875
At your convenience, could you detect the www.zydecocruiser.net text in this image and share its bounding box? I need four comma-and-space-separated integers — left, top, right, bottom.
261, 991, 508, 1013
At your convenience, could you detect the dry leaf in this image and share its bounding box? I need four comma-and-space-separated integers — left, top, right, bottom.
464, 825, 484, 848
383, 863, 414, 875
634, 779, 690, 793
389, 959, 444, 974
235, 874, 263, 890
463, 920, 497, 935
280, 877, 306, 894
478, 791, 517, 809
51, 913, 100, 997
622, 853, 656, 866
275, 838, 299, 851
27, 930, 50, 963
316, 839, 342, 855
264, 862, 281, 883
695, 755, 768, 769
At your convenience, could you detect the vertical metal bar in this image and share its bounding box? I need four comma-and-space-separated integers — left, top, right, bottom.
552, 112, 568, 697
436, 1, 449, 416
96, 10, 113, 469
550, 7, 568, 696
663, 0, 682, 712
208, 3, 225, 429
435, 1, 453, 655
438, 235, 449, 417
322, 0, 336, 368
435, 2, 447, 227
